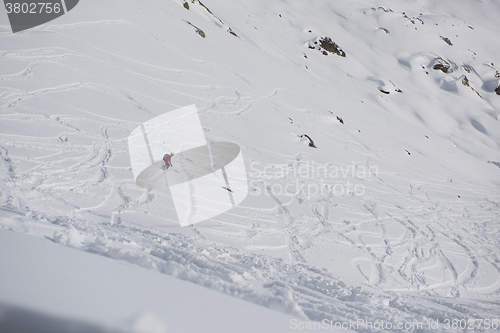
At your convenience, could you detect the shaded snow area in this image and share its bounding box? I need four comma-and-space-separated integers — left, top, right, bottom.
1, 0, 500, 332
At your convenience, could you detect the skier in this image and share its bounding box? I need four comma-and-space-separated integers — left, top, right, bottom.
163, 152, 174, 170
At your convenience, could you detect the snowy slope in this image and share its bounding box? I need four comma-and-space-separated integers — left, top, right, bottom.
0, 229, 303, 333
1, 0, 500, 332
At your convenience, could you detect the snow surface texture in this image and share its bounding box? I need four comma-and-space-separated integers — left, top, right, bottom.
1, 0, 500, 332
0, 229, 300, 333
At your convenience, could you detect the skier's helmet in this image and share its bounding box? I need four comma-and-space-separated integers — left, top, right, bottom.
171, 152, 174, 156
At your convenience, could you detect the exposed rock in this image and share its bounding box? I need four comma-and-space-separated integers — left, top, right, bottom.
462, 76, 483, 98
307, 37, 346, 57
186, 21, 205, 38
432, 57, 451, 73
462, 76, 470, 86
441, 36, 453, 46
372, 6, 393, 12
227, 27, 239, 38
389, 80, 402, 92
319, 37, 346, 57
402, 12, 415, 24
300, 134, 317, 148
196, 0, 216, 17
462, 64, 471, 73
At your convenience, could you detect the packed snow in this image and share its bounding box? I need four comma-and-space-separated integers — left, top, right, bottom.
1, 0, 499, 332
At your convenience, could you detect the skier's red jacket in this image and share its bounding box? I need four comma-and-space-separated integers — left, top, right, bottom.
163, 154, 172, 166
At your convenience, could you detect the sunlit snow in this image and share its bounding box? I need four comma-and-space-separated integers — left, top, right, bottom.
1, 0, 499, 332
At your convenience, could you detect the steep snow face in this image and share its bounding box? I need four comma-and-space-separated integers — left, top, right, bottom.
0, 229, 300, 333
1, 0, 500, 331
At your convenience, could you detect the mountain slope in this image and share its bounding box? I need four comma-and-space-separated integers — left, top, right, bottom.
1, 0, 499, 331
